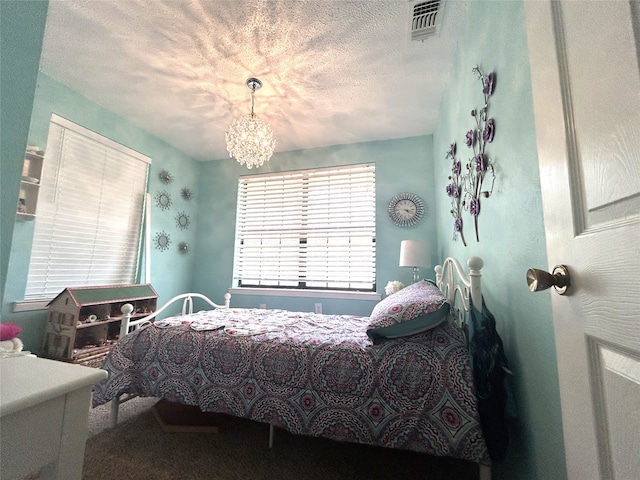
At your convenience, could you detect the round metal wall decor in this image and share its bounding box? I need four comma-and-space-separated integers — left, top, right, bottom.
175, 212, 190, 230
155, 190, 172, 210
178, 242, 190, 254
387, 192, 425, 227
154, 231, 171, 251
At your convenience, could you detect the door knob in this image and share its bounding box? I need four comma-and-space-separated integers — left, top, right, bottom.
526, 265, 570, 295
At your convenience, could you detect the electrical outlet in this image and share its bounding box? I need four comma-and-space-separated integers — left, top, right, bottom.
315, 303, 322, 314
259, 304, 266, 309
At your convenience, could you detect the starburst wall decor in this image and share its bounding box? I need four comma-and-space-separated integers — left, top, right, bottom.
181, 187, 193, 201
446, 66, 497, 246
158, 169, 174, 184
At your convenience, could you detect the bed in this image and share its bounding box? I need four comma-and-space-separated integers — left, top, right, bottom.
92, 256, 491, 478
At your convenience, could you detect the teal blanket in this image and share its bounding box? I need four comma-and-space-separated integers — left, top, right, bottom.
470, 296, 510, 461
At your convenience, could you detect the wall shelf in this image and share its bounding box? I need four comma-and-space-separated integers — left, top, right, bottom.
17, 149, 44, 220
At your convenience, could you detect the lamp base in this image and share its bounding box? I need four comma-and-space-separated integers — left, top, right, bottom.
412, 267, 420, 283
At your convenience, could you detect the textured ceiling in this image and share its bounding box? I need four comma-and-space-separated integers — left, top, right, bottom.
39, 0, 468, 161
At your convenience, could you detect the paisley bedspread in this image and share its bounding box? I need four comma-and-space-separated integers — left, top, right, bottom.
93, 308, 489, 465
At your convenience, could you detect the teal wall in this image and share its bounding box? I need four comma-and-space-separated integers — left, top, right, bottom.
191, 136, 438, 314
2, 73, 202, 350
0, 1, 48, 307
433, 1, 566, 479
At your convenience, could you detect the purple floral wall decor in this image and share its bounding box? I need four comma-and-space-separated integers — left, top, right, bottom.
445, 66, 497, 245
446, 142, 467, 246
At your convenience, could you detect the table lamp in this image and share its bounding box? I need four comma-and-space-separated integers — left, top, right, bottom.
399, 240, 429, 283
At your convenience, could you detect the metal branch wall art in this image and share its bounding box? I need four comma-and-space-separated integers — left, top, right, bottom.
446, 66, 497, 246
446, 143, 466, 246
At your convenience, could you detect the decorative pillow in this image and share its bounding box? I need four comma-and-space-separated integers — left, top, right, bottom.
0, 323, 21, 341
366, 280, 450, 341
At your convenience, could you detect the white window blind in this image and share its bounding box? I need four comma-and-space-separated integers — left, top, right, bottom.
234, 164, 376, 291
24, 114, 151, 301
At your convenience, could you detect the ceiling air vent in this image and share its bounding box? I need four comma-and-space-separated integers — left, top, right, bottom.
409, 0, 441, 41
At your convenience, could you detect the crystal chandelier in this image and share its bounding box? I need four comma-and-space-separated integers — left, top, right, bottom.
225, 77, 276, 169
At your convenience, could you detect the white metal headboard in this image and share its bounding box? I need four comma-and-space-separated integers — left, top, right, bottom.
434, 256, 483, 328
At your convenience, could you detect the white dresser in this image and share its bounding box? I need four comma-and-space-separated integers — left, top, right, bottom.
0, 355, 107, 480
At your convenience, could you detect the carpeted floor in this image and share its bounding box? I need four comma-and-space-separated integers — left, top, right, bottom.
83, 398, 480, 480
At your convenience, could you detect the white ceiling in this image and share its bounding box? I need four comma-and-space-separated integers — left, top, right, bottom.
39, 0, 468, 162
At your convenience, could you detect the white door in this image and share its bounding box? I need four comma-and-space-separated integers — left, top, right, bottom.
525, 1, 640, 479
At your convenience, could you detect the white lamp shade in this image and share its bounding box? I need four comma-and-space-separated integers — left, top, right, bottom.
399, 240, 429, 268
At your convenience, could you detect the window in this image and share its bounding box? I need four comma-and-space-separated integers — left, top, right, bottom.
23, 114, 151, 301
233, 164, 376, 291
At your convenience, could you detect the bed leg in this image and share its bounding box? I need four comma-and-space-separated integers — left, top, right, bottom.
479, 463, 491, 480
268, 424, 274, 448
109, 396, 120, 428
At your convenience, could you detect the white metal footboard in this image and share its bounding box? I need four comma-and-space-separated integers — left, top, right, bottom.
108, 292, 231, 427
119, 292, 231, 339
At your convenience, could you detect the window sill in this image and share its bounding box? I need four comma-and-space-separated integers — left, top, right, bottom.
228, 287, 381, 302
13, 300, 51, 312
